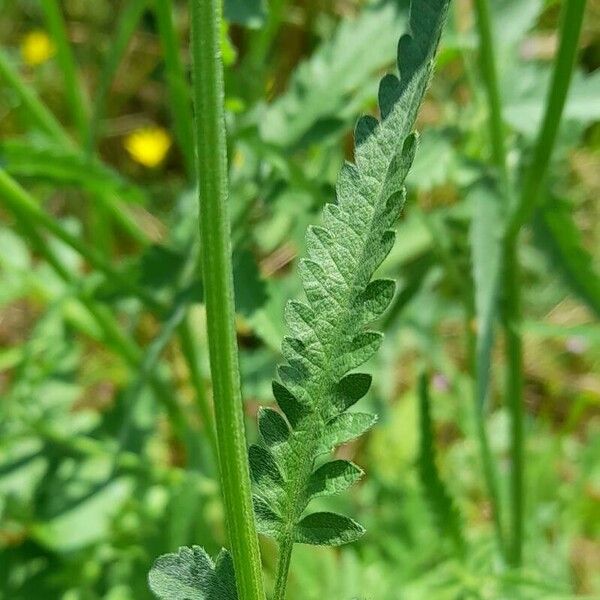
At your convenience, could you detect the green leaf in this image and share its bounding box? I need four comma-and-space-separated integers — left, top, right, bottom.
148, 546, 238, 600
0, 139, 145, 203
260, 2, 407, 148
257, 407, 290, 448
417, 373, 465, 554
307, 460, 364, 499
294, 512, 365, 546
251, 0, 452, 560
253, 495, 284, 538
469, 181, 504, 409
533, 197, 600, 318
316, 413, 378, 455
333, 373, 372, 413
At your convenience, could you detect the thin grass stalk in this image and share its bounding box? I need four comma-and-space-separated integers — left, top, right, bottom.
472, 0, 510, 561
0, 51, 72, 146
506, 0, 587, 239
190, 0, 265, 598
501, 0, 587, 567
154, 0, 196, 180
40, 0, 90, 143
178, 320, 218, 457
472, 0, 506, 179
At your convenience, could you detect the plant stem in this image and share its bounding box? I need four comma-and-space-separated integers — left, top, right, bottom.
190, 1, 265, 599
472, 0, 510, 562
506, 0, 587, 240
178, 319, 218, 456
154, 0, 196, 181
273, 539, 293, 600
472, 0, 506, 179
501, 241, 524, 566
474, 0, 587, 568
40, 0, 90, 143
501, 0, 586, 566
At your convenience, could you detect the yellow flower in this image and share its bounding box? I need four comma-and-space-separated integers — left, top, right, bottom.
124, 127, 172, 168
21, 30, 55, 66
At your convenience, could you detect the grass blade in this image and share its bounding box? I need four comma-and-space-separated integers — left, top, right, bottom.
154, 0, 196, 180
40, 0, 90, 143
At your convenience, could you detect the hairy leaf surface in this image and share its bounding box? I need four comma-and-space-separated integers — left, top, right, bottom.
148, 546, 237, 600
253, 0, 452, 551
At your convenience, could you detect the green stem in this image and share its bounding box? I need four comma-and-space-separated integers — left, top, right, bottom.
272, 539, 293, 600
0, 50, 72, 147
40, 0, 90, 143
474, 0, 587, 568
472, 0, 506, 178
154, 0, 196, 180
472, 0, 509, 562
501, 242, 524, 566
506, 0, 587, 240
190, 1, 265, 599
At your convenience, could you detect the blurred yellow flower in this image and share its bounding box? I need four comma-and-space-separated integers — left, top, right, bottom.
21, 30, 55, 66
124, 127, 172, 168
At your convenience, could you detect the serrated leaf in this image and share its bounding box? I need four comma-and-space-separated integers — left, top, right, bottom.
148, 546, 237, 600
252, 0, 451, 559
294, 512, 365, 546
272, 380, 308, 428
307, 460, 364, 499
253, 495, 283, 538
248, 445, 284, 489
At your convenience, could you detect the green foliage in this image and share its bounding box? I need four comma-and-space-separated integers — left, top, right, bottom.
469, 181, 504, 409
253, 0, 451, 556
417, 373, 465, 554
260, 1, 406, 148
533, 197, 600, 318
149, 547, 237, 600
1, 0, 599, 597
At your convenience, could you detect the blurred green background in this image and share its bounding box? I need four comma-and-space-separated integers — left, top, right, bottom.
0, 0, 599, 598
